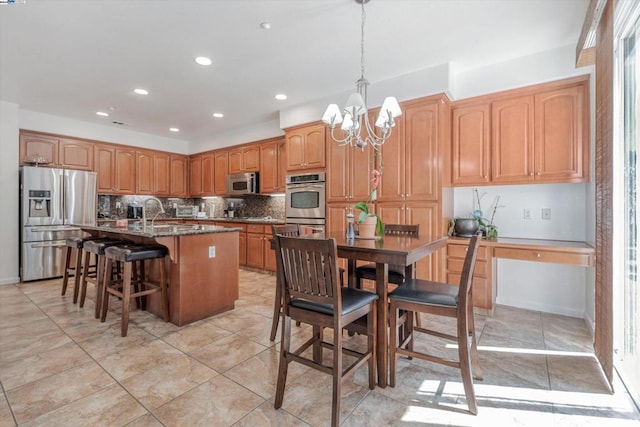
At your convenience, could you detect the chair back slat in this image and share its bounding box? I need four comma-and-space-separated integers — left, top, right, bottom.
272, 224, 300, 237
275, 235, 341, 310
384, 224, 419, 236
457, 232, 482, 307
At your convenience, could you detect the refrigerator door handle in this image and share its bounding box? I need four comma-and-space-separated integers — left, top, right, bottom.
30, 226, 81, 232
30, 242, 67, 249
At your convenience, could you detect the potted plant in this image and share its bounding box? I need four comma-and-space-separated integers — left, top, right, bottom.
353, 169, 384, 237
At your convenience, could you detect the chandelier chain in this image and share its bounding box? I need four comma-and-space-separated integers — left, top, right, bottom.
360, 0, 366, 80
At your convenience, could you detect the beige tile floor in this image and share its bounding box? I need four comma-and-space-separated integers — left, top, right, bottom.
1, 269, 639, 426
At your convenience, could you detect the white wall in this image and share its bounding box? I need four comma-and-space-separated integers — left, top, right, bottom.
0, 101, 20, 285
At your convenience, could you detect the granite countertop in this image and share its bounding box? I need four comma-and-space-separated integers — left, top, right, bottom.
82, 223, 243, 237
97, 217, 285, 225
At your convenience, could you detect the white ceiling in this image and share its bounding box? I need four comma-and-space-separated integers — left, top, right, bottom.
0, 0, 588, 148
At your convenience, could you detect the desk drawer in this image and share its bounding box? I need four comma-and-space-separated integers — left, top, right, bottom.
447, 243, 488, 260
493, 247, 593, 266
447, 273, 491, 310
447, 258, 488, 276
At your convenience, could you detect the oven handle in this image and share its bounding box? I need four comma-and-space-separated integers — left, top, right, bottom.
286, 183, 325, 189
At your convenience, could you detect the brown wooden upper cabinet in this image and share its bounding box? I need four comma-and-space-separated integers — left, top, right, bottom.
260, 138, 286, 194
213, 151, 229, 195
228, 146, 260, 174
326, 127, 371, 203
20, 131, 94, 170
451, 102, 491, 185
285, 123, 326, 171
376, 96, 442, 202
136, 150, 171, 196
189, 153, 214, 196
451, 75, 589, 186
94, 144, 135, 194
170, 155, 188, 197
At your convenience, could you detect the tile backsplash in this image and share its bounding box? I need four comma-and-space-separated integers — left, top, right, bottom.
98, 194, 285, 220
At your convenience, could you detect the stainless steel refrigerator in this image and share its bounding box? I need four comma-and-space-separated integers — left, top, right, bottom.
20, 166, 97, 281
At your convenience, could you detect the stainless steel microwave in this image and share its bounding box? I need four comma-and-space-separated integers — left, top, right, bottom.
227, 172, 259, 195
176, 205, 197, 218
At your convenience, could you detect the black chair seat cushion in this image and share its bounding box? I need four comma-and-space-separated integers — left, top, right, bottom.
389, 279, 459, 307
105, 244, 168, 262
291, 287, 379, 316
84, 239, 131, 255
356, 263, 406, 284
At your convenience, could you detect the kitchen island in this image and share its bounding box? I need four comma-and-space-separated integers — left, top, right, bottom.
82, 223, 241, 326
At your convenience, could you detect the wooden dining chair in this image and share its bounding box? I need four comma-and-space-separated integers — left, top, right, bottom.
355, 223, 420, 289
388, 231, 483, 415
273, 234, 378, 427
269, 224, 346, 341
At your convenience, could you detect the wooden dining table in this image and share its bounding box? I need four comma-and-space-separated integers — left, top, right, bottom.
322, 231, 448, 387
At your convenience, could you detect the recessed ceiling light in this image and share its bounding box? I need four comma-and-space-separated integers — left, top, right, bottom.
260, 22, 271, 30
96, 111, 109, 117
275, 94, 287, 100
195, 56, 212, 66
134, 88, 149, 95
212, 113, 224, 118
169, 127, 180, 132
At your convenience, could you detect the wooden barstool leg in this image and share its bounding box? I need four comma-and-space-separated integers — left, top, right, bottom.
61, 245, 73, 296
121, 261, 132, 337
79, 249, 92, 307
94, 254, 106, 319
72, 247, 83, 304
100, 259, 113, 322
269, 276, 282, 341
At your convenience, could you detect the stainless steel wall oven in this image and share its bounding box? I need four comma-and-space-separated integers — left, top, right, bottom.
285, 172, 326, 231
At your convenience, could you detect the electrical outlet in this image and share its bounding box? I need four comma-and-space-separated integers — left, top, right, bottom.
523, 208, 532, 220
173, 202, 177, 209
542, 208, 551, 220
208, 246, 216, 258
115, 201, 121, 209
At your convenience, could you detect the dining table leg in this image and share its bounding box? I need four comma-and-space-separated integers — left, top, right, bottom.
375, 262, 389, 387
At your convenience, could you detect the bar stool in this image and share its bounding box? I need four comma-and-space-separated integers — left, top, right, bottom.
61, 236, 108, 304
81, 239, 131, 318
101, 244, 170, 337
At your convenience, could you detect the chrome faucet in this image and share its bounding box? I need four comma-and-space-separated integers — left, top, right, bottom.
142, 197, 165, 232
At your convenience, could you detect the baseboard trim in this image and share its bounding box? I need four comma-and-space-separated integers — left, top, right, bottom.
0, 277, 20, 286
495, 296, 585, 318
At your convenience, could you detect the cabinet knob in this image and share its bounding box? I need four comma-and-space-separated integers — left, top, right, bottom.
536, 172, 541, 176
535, 252, 541, 258
529, 172, 534, 176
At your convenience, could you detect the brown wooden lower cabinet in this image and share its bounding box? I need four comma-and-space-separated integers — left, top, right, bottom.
446, 241, 495, 315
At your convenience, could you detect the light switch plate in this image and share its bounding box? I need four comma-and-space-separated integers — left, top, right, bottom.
208, 246, 216, 258
542, 208, 551, 220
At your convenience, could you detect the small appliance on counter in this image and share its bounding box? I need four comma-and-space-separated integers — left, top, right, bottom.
127, 203, 143, 219
176, 205, 197, 218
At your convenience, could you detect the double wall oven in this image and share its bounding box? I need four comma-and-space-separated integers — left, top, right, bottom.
285, 172, 325, 232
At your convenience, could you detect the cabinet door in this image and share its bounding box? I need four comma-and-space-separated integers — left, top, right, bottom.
228, 149, 243, 175
405, 101, 439, 200
491, 96, 535, 183
351, 144, 372, 202
238, 232, 247, 266
20, 133, 58, 165
451, 103, 491, 185
243, 146, 260, 172
326, 203, 351, 272
264, 229, 276, 271
246, 232, 265, 269
170, 155, 188, 197
260, 142, 278, 194
286, 132, 305, 171
59, 139, 93, 170
376, 115, 405, 202
136, 151, 154, 194
326, 142, 350, 202
534, 84, 587, 182
405, 201, 441, 281
277, 140, 287, 191
303, 125, 326, 169
214, 151, 228, 195
154, 152, 170, 196
189, 156, 203, 196
376, 201, 405, 226
94, 145, 116, 193
115, 149, 136, 194
202, 153, 214, 195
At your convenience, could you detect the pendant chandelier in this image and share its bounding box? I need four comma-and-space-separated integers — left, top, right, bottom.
322, 0, 401, 151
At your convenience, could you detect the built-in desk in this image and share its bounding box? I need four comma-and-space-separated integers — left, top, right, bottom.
447, 237, 595, 315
